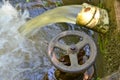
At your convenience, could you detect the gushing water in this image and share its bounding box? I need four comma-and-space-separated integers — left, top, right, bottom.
18, 5, 82, 37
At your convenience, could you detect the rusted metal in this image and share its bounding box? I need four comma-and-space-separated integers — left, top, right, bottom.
84, 7, 91, 12
48, 31, 97, 73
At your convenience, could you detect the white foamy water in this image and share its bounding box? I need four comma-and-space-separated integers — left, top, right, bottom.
0, 1, 60, 80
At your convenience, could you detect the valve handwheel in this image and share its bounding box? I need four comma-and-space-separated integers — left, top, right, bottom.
48, 31, 97, 73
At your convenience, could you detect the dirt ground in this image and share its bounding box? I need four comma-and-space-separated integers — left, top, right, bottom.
97, 0, 120, 77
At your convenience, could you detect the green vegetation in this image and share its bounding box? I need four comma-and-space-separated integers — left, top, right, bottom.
26, 0, 30, 2
97, 0, 120, 76
98, 3, 104, 8
55, 1, 63, 6
96, 77, 101, 80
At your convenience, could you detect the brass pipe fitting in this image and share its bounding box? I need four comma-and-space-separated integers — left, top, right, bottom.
76, 3, 109, 33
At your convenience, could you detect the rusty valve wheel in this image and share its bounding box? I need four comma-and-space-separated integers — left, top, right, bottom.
48, 31, 97, 73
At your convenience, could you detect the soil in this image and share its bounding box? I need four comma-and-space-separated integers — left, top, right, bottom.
97, 0, 120, 77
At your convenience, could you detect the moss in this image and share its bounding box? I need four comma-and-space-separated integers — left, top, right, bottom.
97, 0, 120, 76
55, 1, 63, 6
26, 0, 30, 2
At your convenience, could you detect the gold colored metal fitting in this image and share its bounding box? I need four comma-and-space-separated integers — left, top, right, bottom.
76, 3, 109, 34
86, 8, 100, 28
76, 3, 97, 26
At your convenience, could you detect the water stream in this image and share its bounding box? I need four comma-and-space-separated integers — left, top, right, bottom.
18, 5, 82, 37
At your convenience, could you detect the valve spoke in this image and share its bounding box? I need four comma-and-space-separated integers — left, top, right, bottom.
69, 53, 79, 67
76, 38, 88, 49
55, 42, 69, 50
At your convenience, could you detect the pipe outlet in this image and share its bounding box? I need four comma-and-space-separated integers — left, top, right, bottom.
76, 3, 109, 33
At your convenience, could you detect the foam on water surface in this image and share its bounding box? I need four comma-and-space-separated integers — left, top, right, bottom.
0, 1, 55, 80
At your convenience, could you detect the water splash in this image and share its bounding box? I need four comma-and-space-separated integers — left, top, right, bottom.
0, 1, 55, 80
